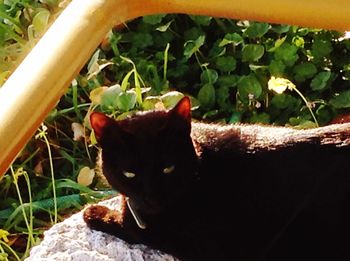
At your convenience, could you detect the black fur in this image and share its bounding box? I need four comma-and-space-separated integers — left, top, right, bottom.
84, 97, 350, 260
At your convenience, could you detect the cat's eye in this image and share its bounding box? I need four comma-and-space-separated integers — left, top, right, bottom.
163, 165, 175, 174
123, 171, 136, 178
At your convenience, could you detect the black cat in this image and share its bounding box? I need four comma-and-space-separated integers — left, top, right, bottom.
84, 96, 350, 260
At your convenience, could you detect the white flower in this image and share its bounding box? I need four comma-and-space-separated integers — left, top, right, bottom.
268, 76, 295, 94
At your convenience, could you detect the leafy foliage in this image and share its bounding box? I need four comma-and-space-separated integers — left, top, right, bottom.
0, 0, 65, 85
73, 16, 350, 127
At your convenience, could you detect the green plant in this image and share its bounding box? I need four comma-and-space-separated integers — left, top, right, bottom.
2, 4, 350, 259
10, 167, 34, 259
0, 229, 20, 261
35, 124, 57, 224
0, 0, 63, 85
81, 15, 350, 127
268, 76, 319, 127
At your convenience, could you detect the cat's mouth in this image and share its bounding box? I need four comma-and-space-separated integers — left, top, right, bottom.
126, 198, 147, 230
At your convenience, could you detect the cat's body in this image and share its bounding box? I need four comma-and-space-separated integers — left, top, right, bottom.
84, 97, 350, 260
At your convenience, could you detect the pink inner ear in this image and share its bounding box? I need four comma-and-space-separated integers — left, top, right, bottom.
172, 96, 191, 122
90, 112, 111, 139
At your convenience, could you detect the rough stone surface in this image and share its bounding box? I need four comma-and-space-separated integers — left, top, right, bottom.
26, 196, 178, 261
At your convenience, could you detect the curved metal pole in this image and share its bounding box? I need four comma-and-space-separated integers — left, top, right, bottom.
1, 0, 350, 176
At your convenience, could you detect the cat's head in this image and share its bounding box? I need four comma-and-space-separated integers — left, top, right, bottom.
90, 97, 198, 215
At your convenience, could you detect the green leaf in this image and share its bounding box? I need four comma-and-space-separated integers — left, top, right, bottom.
311, 38, 333, 59
274, 43, 299, 67
311, 71, 332, 91
215, 56, 237, 72
297, 27, 311, 36
243, 22, 270, 38
161, 91, 185, 109
167, 58, 189, 78
219, 33, 243, 47
156, 20, 173, 32
242, 44, 264, 62
116, 91, 137, 111
268, 36, 287, 52
184, 35, 205, 59
270, 93, 296, 109
292, 120, 318, 129
121, 70, 134, 91
229, 111, 242, 123
142, 97, 160, 110
316, 105, 332, 125
216, 85, 230, 110
271, 25, 291, 34
100, 85, 122, 110
189, 15, 212, 26
87, 50, 100, 73
209, 39, 226, 58
329, 91, 350, 109
184, 27, 204, 41
292, 36, 305, 48
132, 32, 153, 49
217, 75, 239, 88
269, 59, 285, 76
198, 83, 215, 109
143, 14, 166, 25
238, 75, 262, 102
0, 70, 10, 86
249, 112, 270, 124
200, 69, 218, 84
293, 62, 317, 82
86, 61, 113, 80
39, 0, 60, 5
32, 8, 50, 34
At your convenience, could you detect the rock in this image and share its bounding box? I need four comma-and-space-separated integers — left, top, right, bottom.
26, 196, 178, 261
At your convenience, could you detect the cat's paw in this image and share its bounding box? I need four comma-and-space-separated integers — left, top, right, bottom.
83, 205, 124, 232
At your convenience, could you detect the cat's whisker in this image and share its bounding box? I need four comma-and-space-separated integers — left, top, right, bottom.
126, 198, 147, 230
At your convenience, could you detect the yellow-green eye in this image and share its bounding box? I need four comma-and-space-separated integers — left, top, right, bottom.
163, 165, 175, 174
123, 171, 136, 178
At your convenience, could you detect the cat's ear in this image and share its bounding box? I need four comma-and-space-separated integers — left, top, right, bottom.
90, 112, 114, 140
170, 96, 191, 123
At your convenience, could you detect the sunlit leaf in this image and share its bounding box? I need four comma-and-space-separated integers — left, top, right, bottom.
77, 167, 95, 186
156, 20, 173, 32
243, 22, 270, 38
219, 33, 243, 47
89, 86, 108, 105
32, 8, 50, 35
116, 91, 137, 111
161, 91, 184, 109
184, 35, 205, 59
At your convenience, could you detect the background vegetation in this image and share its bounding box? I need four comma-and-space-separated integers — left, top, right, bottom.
1, 0, 350, 259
